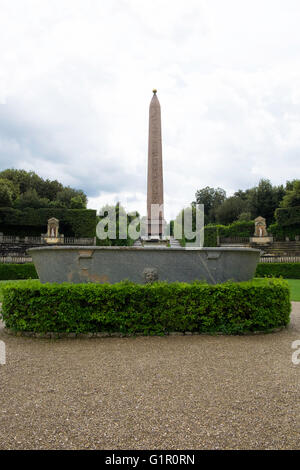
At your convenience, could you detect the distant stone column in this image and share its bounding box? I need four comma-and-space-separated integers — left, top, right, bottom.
147, 89, 164, 237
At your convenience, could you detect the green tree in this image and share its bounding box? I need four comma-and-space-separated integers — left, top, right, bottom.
56, 187, 87, 208
244, 179, 285, 225
0, 169, 43, 195
194, 186, 226, 224
14, 189, 51, 209
70, 196, 86, 209
0, 178, 17, 207
42, 179, 64, 201
0, 169, 88, 209
280, 180, 300, 208
285, 180, 298, 191
215, 196, 248, 225
237, 211, 252, 222
97, 202, 139, 246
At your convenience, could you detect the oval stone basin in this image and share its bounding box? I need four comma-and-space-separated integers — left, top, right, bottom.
28, 246, 260, 284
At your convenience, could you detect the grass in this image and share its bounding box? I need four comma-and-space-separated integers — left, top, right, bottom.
251, 278, 300, 302
0, 279, 300, 301
286, 279, 300, 301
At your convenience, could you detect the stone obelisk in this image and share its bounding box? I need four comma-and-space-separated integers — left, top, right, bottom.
147, 89, 164, 238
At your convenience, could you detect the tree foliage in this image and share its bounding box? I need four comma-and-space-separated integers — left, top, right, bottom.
96, 202, 139, 246
215, 196, 248, 225
280, 180, 300, 208
194, 186, 226, 224
0, 178, 18, 207
0, 169, 87, 209
194, 179, 287, 226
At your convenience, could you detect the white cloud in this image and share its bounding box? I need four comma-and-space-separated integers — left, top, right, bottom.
0, 0, 299, 221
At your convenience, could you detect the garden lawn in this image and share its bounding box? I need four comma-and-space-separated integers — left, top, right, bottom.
286, 279, 300, 301
253, 278, 300, 301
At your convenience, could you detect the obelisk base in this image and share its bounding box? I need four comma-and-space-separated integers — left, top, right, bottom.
146, 218, 166, 239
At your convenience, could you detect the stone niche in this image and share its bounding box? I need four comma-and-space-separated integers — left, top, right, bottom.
250, 216, 273, 244
42, 218, 64, 244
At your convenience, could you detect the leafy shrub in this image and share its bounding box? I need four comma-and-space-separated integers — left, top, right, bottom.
217, 220, 255, 238
0, 263, 38, 280
268, 223, 300, 241
1, 279, 290, 335
179, 226, 219, 247
275, 206, 300, 226
256, 263, 300, 279
204, 226, 218, 247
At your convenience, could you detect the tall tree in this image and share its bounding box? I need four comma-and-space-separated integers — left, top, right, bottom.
215, 196, 248, 225
0, 178, 17, 207
14, 189, 50, 209
0, 169, 88, 209
194, 186, 226, 224
55, 187, 87, 208
280, 180, 300, 208
239, 179, 285, 225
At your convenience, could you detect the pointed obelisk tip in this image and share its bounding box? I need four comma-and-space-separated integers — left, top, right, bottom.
152, 88, 157, 94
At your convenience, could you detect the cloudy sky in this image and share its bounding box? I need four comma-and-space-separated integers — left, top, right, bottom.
0, 0, 299, 220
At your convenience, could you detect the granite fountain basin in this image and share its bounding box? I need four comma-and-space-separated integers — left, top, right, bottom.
28, 246, 260, 284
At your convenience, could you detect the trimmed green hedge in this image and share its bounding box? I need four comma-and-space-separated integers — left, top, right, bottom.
256, 263, 300, 279
0, 207, 97, 237
204, 226, 218, 247
0, 263, 38, 280
181, 221, 254, 246
268, 222, 300, 240
218, 220, 255, 238
1, 279, 290, 335
180, 226, 219, 247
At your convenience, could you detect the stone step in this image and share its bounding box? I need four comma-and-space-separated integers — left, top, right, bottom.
170, 237, 182, 248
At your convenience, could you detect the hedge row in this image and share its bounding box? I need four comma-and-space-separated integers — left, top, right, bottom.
255, 263, 300, 279
268, 222, 300, 241
1, 279, 290, 335
180, 226, 219, 247
181, 221, 255, 246
0, 207, 97, 237
0, 263, 38, 280
217, 221, 255, 238
204, 226, 218, 247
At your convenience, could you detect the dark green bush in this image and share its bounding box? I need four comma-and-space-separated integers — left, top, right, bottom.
1, 279, 290, 335
275, 206, 300, 226
0, 263, 38, 280
180, 226, 219, 247
256, 263, 300, 279
204, 226, 218, 247
217, 220, 255, 238
268, 222, 300, 241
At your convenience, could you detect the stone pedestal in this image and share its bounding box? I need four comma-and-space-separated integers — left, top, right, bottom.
250, 236, 273, 244
43, 236, 64, 244
147, 217, 166, 239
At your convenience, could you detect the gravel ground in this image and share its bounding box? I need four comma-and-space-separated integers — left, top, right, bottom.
0, 304, 299, 450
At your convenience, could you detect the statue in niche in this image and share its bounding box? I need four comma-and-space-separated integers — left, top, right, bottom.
47, 218, 59, 238
254, 216, 268, 238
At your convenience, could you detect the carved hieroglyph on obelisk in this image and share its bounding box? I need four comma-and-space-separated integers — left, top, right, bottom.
147, 89, 164, 237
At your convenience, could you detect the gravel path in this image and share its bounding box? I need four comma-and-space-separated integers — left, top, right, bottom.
0, 304, 299, 450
